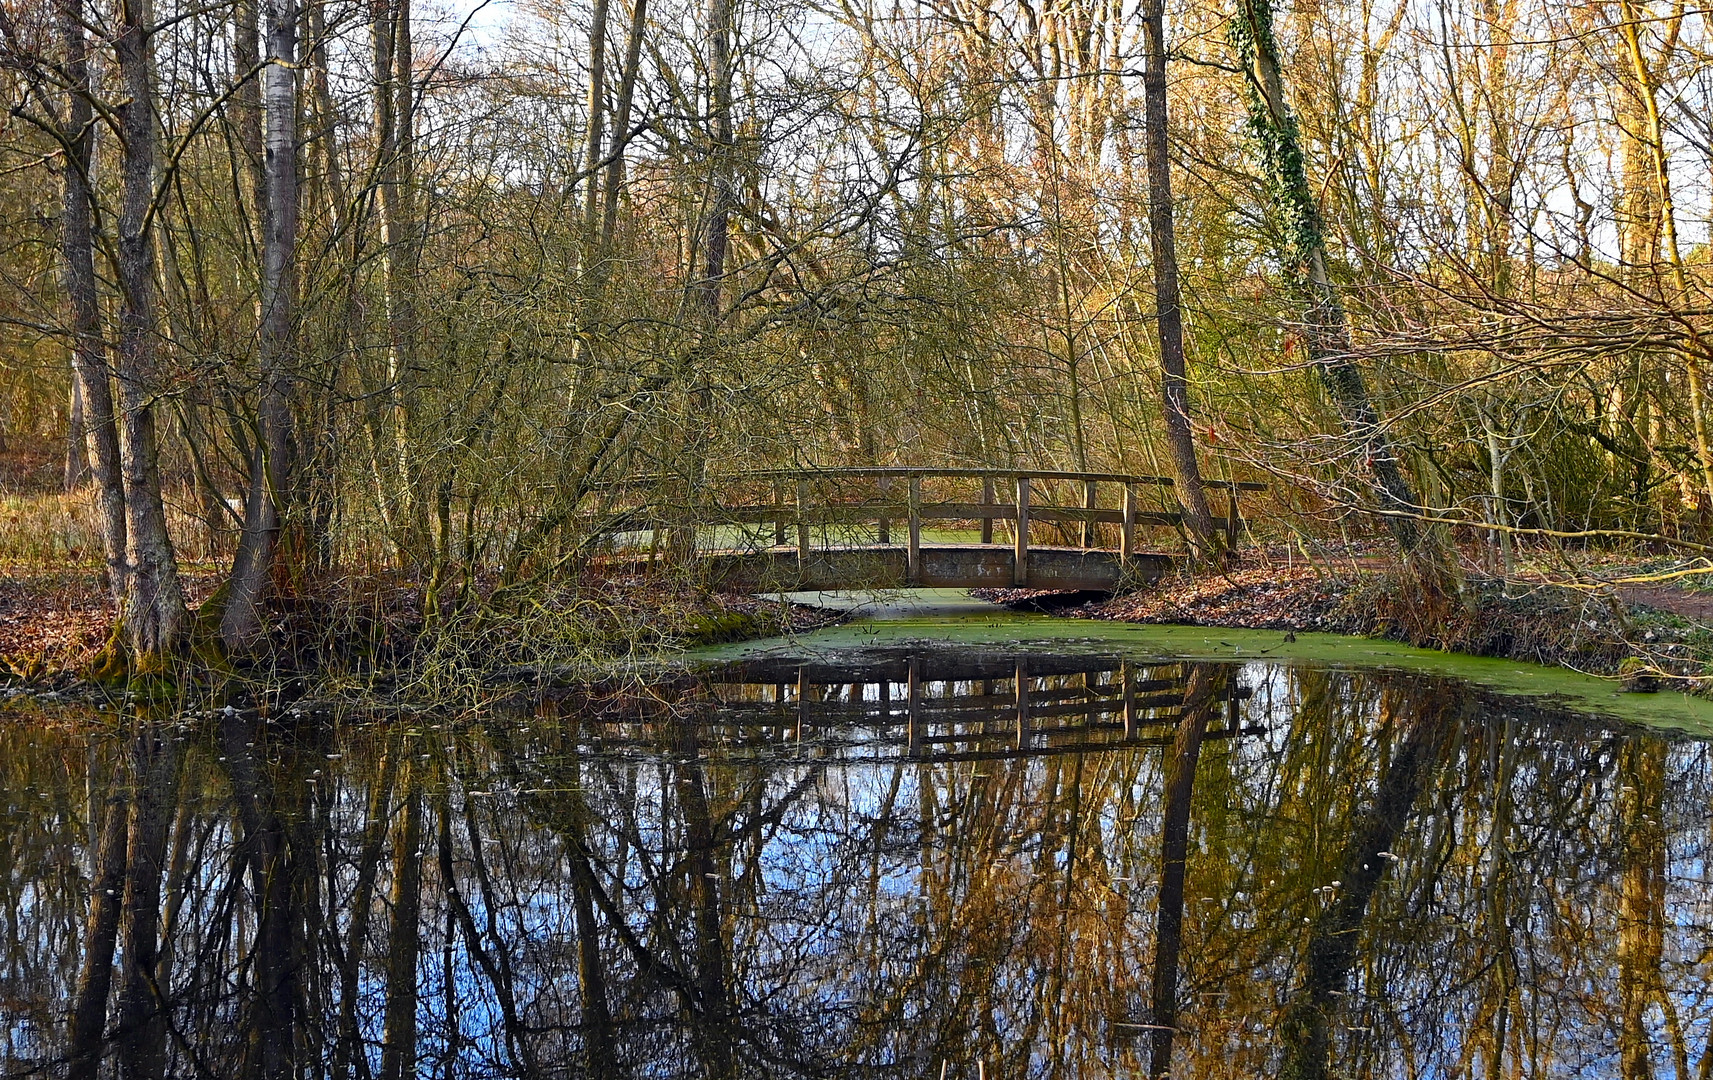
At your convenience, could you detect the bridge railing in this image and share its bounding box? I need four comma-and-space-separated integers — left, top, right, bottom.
592, 467, 1265, 573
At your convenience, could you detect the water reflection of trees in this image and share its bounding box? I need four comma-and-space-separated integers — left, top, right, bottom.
1, 658, 1710, 1078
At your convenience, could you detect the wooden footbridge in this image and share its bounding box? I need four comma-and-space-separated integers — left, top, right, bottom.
599, 467, 1264, 592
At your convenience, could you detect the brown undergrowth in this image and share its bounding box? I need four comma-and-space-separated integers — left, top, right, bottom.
0, 563, 838, 697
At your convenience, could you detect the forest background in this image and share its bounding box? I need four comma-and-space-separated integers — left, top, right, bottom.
0, 0, 1710, 672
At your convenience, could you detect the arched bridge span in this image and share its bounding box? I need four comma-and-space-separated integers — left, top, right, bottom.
599, 467, 1265, 592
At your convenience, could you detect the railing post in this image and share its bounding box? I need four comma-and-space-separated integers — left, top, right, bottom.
1121, 483, 1136, 557
877, 476, 891, 545
669, 509, 697, 564
1226, 482, 1241, 550
1014, 475, 1030, 587
1081, 480, 1097, 547
981, 477, 995, 544
907, 475, 922, 585
796, 479, 810, 563
773, 480, 786, 547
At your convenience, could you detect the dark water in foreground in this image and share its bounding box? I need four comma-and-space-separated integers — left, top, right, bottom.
3, 646, 1711, 1079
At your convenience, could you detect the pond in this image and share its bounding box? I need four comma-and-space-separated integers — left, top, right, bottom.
3, 609, 1712, 1078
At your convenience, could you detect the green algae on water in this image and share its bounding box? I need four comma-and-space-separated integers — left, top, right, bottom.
689, 590, 1713, 737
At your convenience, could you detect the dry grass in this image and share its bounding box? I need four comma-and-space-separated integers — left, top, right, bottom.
0, 489, 106, 564
0, 487, 226, 567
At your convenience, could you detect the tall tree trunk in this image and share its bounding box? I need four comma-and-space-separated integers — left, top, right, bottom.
1612, 0, 1713, 510
599, 0, 649, 256
57, 0, 128, 601
66, 785, 130, 1080
234, 0, 265, 233
582, 0, 611, 249
1147, 665, 1218, 1078
1229, 0, 1435, 566
306, 0, 356, 570
221, 0, 299, 650
374, 0, 421, 553
1140, 0, 1220, 561
697, 0, 734, 323
113, 0, 189, 661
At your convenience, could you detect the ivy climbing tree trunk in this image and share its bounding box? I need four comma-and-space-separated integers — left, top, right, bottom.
1229, 0, 1436, 565
1141, 0, 1220, 561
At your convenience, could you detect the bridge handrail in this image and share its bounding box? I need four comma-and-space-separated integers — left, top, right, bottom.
592, 466, 1268, 492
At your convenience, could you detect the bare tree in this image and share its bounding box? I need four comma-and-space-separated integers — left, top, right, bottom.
112, 0, 189, 660
220, 0, 299, 650
56, 0, 128, 600
1141, 0, 1220, 560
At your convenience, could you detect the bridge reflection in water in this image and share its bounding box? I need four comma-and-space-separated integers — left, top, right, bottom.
669, 651, 1261, 763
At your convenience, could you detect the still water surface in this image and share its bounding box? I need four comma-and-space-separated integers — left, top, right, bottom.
3, 635, 1711, 1078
